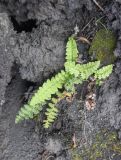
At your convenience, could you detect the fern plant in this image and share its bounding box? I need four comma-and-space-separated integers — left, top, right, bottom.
15, 36, 113, 128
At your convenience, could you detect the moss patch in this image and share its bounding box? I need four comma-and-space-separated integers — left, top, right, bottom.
89, 29, 116, 65
72, 129, 121, 160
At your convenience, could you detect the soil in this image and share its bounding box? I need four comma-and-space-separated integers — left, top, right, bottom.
0, 0, 121, 160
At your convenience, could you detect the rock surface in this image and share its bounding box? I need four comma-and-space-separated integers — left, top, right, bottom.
0, 0, 121, 160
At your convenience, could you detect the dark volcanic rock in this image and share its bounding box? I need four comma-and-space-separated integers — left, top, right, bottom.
0, 13, 15, 105
0, 0, 95, 102
0, 75, 43, 160
107, 1, 121, 57
0, 0, 121, 160
0, 1, 95, 160
12, 0, 93, 82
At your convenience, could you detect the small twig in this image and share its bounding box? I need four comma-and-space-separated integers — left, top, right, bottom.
72, 133, 77, 148
81, 18, 94, 32
96, 17, 108, 31
92, 0, 104, 12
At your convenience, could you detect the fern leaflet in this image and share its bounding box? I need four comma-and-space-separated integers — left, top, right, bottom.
43, 101, 58, 128
66, 37, 78, 62
94, 64, 113, 80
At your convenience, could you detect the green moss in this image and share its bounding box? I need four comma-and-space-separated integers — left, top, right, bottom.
89, 29, 116, 65
72, 151, 83, 160
72, 130, 121, 160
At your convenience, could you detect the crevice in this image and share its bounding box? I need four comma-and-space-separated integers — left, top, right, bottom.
82, 5, 86, 13
50, 0, 58, 8
10, 16, 37, 33
50, 1, 56, 8
8, 63, 36, 97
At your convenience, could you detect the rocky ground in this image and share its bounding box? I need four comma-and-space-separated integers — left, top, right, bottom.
0, 0, 121, 160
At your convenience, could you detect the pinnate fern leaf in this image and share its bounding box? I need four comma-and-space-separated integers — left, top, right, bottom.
43, 102, 58, 128
65, 37, 78, 63
94, 64, 113, 80
15, 70, 69, 123
77, 61, 100, 80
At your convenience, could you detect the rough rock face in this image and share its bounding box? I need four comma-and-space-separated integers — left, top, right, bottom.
100, 1, 121, 134
65, 2, 121, 158
0, 13, 15, 105
12, 0, 93, 82
0, 0, 121, 160
79, 62, 121, 140
0, 1, 95, 159
0, 0, 94, 102
0, 76, 43, 160
110, 2, 121, 58
68, 0, 121, 148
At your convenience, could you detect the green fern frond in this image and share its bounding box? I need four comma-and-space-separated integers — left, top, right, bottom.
15, 70, 69, 123
65, 37, 78, 63
15, 36, 113, 128
78, 61, 100, 80
43, 102, 58, 128
94, 64, 113, 80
